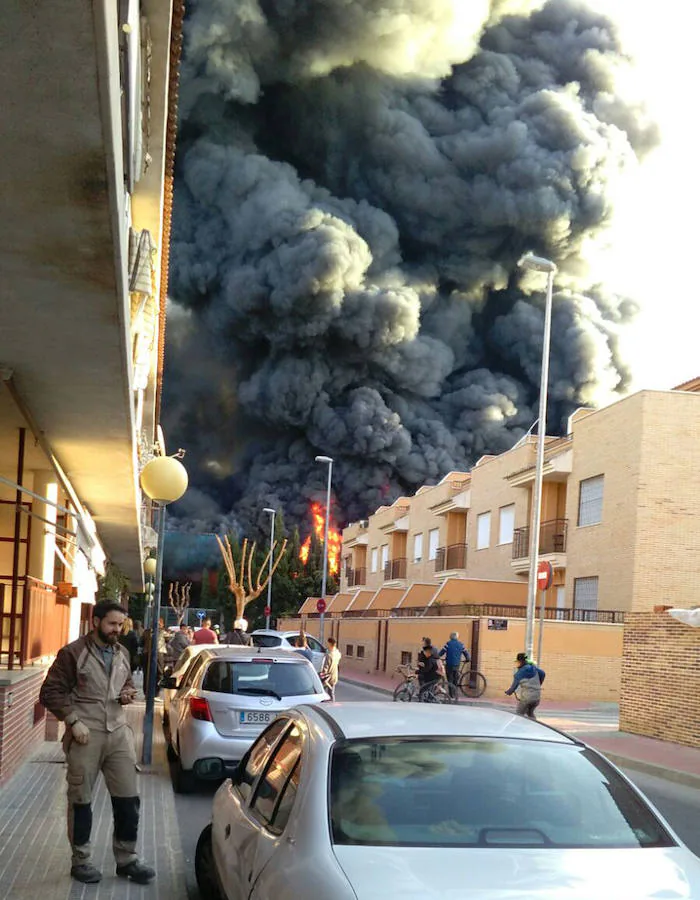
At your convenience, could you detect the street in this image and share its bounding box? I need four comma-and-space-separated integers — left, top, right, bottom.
173, 682, 700, 899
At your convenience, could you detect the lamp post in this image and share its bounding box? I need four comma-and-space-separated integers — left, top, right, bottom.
263, 507, 276, 630
139, 454, 188, 765
315, 455, 333, 644
518, 252, 557, 661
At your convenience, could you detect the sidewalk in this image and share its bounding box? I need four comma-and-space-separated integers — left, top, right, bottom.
0, 701, 187, 900
341, 671, 700, 788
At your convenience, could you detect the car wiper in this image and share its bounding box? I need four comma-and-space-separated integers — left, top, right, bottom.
237, 687, 283, 701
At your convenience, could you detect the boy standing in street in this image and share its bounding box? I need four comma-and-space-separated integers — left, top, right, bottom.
320, 636, 342, 700
40, 601, 155, 885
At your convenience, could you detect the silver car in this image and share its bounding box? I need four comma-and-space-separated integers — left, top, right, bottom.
195, 703, 700, 900
250, 629, 326, 671
164, 646, 327, 793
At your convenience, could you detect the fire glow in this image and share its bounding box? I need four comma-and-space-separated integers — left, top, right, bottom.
299, 502, 341, 576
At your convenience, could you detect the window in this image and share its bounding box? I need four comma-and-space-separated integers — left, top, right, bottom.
574, 576, 599, 611
329, 739, 673, 849
237, 719, 289, 803
413, 533, 423, 563
401, 651, 412, 666
381, 545, 389, 569
428, 529, 440, 561
578, 475, 604, 526
498, 505, 515, 545
251, 634, 283, 648
371, 548, 379, 573
356, 646, 365, 660
477, 512, 491, 550
201, 660, 321, 698
346, 645, 354, 657
306, 636, 324, 653
252, 724, 303, 833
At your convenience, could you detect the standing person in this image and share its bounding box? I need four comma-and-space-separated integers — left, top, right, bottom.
132, 620, 145, 672
192, 617, 218, 645
320, 636, 341, 701
505, 652, 546, 719
439, 631, 470, 689
118, 618, 139, 672
294, 633, 314, 664
416, 639, 440, 699
39, 601, 155, 885
167, 623, 191, 664
223, 618, 253, 645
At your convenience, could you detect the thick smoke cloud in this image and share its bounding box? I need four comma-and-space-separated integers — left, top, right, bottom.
164, 0, 656, 536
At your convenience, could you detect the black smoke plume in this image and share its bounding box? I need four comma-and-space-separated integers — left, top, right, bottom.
164, 0, 656, 542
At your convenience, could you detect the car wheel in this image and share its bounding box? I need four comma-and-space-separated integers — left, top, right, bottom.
170, 748, 196, 794
195, 824, 225, 900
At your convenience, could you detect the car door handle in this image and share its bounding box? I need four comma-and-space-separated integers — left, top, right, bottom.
225, 824, 231, 839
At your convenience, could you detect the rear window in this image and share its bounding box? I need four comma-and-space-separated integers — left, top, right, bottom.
330, 738, 674, 850
202, 660, 322, 698
252, 635, 283, 648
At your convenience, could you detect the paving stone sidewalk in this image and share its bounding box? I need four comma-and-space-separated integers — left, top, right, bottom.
0, 702, 187, 900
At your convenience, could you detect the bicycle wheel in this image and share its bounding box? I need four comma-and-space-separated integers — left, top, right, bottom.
459, 670, 487, 699
393, 682, 414, 702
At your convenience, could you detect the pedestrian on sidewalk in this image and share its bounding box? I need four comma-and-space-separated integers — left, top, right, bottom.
320, 637, 342, 701
223, 617, 253, 645
439, 631, 470, 689
119, 617, 139, 672
193, 617, 219, 645
39, 601, 156, 886
505, 652, 546, 719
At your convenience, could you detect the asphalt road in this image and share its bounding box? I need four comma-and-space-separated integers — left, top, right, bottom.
173, 681, 700, 899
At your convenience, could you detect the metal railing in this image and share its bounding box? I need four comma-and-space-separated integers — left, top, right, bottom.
345, 567, 367, 587
512, 518, 568, 559
384, 558, 407, 581
435, 543, 468, 572
303, 603, 624, 624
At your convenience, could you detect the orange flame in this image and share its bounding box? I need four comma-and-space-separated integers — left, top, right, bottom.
298, 502, 341, 576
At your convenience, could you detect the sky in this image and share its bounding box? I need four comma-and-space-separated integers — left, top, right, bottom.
588, 0, 699, 391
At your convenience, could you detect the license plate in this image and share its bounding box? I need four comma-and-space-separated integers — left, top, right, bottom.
239, 711, 273, 725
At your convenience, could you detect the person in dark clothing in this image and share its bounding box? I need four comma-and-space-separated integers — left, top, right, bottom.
223, 618, 253, 646
166, 624, 190, 665
417, 639, 440, 699
505, 652, 546, 718
118, 618, 139, 672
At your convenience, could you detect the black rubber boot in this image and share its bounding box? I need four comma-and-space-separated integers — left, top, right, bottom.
71, 864, 102, 883
116, 860, 156, 884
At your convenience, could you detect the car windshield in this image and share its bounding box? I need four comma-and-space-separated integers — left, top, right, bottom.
201, 660, 322, 698
329, 738, 674, 849
251, 635, 282, 648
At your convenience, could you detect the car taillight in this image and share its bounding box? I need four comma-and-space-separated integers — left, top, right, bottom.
189, 697, 212, 721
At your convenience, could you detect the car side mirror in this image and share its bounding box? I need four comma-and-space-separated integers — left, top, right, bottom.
160, 675, 177, 689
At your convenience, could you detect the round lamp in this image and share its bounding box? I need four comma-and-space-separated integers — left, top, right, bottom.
144, 557, 157, 578
140, 456, 188, 504
145, 581, 155, 597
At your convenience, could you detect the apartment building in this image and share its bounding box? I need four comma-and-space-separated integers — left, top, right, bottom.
341, 384, 700, 616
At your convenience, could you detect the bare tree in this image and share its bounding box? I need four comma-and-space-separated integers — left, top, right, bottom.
215, 535, 288, 620
168, 581, 192, 625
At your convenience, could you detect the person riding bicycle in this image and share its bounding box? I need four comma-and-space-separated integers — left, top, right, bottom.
416, 639, 441, 699
505, 652, 546, 719
439, 631, 470, 688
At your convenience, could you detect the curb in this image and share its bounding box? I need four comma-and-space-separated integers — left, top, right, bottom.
340, 678, 700, 789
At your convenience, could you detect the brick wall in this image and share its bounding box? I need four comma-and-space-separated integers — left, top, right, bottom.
0, 668, 49, 787
620, 611, 700, 748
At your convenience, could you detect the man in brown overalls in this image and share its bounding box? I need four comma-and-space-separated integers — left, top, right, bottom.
40, 601, 155, 885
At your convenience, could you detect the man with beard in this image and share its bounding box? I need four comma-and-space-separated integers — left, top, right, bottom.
40, 601, 155, 886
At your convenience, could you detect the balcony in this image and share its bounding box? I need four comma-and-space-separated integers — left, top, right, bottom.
512, 519, 568, 560
384, 558, 407, 581
435, 544, 468, 573
345, 567, 367, 587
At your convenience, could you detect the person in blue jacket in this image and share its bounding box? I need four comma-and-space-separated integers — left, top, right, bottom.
505, 652, 546, 719
439, 632, 471, 688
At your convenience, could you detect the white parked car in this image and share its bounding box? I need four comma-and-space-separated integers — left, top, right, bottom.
164, 647, 327, 793
195, 702, 700, 900
250, 629, 327, 671
161, 643, 220, 722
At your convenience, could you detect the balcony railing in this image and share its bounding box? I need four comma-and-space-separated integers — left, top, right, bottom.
384, 558, 407, 581
435, 544, 468, 572
302, 603, 625, 624
345, 567, 367, 587
512, 518, 568, 559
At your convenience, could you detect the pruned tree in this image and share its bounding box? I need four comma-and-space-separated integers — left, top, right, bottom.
216, 535, 288, 619
168, 581, 192, 625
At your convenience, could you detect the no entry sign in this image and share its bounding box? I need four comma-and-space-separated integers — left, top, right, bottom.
316, 598, 327, 614
537, 560, 553, 592
264, 605, 271, 617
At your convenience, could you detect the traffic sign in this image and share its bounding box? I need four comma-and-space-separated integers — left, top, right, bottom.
264, 605, 271, 617
316, 598, 327, 614
196, 610, 205, 622
537, 561, 553, 592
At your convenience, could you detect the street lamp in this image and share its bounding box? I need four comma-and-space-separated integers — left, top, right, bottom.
315, 455, 333, 644
139, 453, 188, 765
518, 252, 557, 661
263, 508, 276, 630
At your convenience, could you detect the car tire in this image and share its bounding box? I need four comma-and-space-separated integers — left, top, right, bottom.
195, 824, 225, 900
170, 748, 196, 794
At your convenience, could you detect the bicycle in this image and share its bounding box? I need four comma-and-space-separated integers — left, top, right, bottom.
393, 665, 458, 704
455, 660, 488, 699
393, 664, 419, 702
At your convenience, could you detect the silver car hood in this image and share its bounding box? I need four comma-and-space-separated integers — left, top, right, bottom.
333, 845, 700, 898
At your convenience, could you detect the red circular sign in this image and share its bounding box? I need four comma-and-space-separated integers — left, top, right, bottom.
264, 605, 271, 617
316, 598, 327, 614
537, 560, 554, 591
